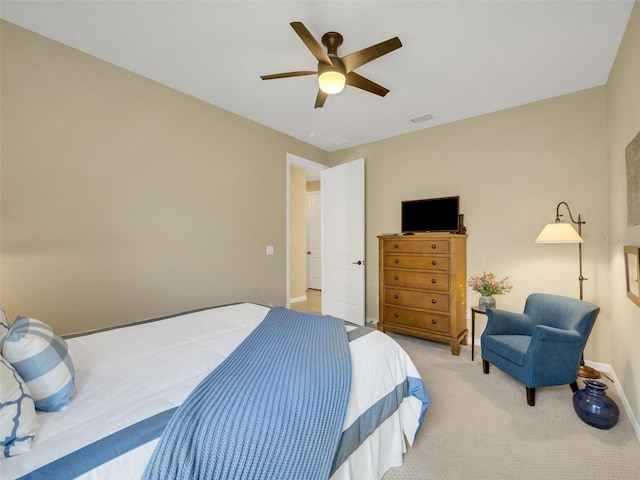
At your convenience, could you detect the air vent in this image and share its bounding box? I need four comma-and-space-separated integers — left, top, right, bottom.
329, 135, 348, 146
410, 113, 434, 124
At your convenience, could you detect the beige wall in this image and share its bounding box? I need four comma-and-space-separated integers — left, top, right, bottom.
307, 180, 320, 192
289, 166, 307, 300
0, 21, 329, 333
607, 0, 640, 425
330, 87, 610, 347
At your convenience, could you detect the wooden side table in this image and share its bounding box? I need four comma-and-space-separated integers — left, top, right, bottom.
471, 307, 487, 361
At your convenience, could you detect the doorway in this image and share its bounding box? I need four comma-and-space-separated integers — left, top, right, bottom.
286, 154, 325, 311
306, 190, 322, 291
285, 154, 366, 324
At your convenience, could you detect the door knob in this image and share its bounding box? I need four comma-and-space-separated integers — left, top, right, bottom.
352, 260, 365, 265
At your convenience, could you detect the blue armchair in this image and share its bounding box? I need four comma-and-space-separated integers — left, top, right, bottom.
481, 293, 599, 406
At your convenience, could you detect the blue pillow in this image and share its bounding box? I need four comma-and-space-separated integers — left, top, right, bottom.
0, 356, 38, 457
2, 317, 75, 412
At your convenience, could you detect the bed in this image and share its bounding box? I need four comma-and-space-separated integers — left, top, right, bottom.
1, 302, 430, 479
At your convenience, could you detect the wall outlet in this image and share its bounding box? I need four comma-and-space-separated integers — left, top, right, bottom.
266, 245, 274, 255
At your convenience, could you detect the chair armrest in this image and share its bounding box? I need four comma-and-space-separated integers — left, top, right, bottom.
531, 324, 581, 343
484, 308, 531, 335
526, 325, 584, 383
527, 325, 582, 362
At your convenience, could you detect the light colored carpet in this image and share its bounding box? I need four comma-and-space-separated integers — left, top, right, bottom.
383, 334, 640, 479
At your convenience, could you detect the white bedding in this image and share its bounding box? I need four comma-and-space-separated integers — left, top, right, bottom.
1, 303, 429, 480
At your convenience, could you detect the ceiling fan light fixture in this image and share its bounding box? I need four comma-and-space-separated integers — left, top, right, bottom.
260, 22, 402, 107
318, 70, 346, 94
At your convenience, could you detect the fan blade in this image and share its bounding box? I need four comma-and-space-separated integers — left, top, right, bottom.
342, 37, 402, 73
290, 21, 332, 66
345, 72, 390, 97
260, 71, 317, 80
314, 89, 328, 108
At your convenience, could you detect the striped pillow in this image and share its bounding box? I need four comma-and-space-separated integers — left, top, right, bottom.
0, 356, 38, 457
0, 306, 10, 345
2, 317, 75, 412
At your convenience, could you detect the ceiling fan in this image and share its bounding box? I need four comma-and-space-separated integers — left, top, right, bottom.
260, 22, 402, 108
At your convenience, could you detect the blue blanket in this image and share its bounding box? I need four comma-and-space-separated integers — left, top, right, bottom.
142, 307, 352, 480
18, 324, 430, 480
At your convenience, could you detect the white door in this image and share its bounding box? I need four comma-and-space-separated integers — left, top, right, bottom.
306, 191, 322, 290
322, 158, 365, 325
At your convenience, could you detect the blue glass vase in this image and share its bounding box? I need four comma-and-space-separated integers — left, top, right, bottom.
573, 380, 619, 430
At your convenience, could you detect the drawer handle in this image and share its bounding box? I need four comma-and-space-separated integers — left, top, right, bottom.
394, 243, 399, 249
394, 312, 400, 318
431, 278, 437, 284
431, 260, 437, 266
431, 319, 437, 325
431, 299, 437, 304
431, 244, 437, 249
394, 258, 399, 263
394, 275, 399, 281
394, 294, 399, 299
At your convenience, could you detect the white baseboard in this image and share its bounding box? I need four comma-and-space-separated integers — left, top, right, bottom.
289, 295, 307, 304
584, 360, 640, 443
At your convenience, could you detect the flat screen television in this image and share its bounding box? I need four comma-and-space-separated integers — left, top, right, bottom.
401, 196, 460, 233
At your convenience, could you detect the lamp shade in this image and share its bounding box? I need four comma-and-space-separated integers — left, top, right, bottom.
318, 70, 346, 94
535, 222, 583, 243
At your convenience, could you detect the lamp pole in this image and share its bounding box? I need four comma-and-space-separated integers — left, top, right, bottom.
578, 214, 584, 300
555, 202, 587, 300
554, 202, 599, 379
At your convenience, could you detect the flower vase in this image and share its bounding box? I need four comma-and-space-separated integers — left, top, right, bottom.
573, 380, 620, 429
478, 295, 496, 311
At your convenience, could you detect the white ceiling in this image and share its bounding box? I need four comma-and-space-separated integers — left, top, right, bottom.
1, 1, 634, 152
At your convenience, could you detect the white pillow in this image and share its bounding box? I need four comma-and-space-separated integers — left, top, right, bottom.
0, 306, 10, 345
2, 317, 75, 412
0, 356, 38, 457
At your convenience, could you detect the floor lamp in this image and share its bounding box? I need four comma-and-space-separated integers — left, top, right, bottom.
535, 201, 601, 379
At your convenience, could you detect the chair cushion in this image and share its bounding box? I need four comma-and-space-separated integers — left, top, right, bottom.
482, 335, 531, 366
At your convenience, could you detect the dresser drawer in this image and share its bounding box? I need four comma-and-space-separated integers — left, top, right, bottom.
384, 255, 449, 271
383, 306, 450, 334
384, 270, 450, 292
385, 288, 449, 312
383, 239, 449, 255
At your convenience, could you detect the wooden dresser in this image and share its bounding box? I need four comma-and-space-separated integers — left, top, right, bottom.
377, 234, 467, 355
